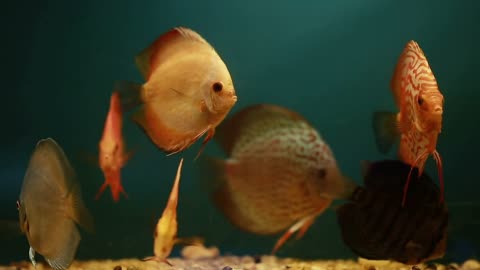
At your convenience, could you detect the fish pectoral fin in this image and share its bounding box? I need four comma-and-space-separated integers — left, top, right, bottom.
372, 111, 400, 154
95, 181, 109, 201
200, 100, 208, 112
174, 236, 205, 246
67, 181, 95, 234
122, 148, 135, 166
271, 215, 316, 254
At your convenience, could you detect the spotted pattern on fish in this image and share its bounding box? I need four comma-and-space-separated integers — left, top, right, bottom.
231, 120, 335, 168
210, 104, 342, 235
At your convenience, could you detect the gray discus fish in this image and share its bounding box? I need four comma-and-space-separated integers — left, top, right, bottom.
17, 138, 94, 270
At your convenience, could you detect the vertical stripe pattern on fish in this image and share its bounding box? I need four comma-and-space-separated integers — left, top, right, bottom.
373, 40, 444, 206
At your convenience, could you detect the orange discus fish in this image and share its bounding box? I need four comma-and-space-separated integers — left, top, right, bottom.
373, 40, 445, 206
201, 104, 357, 254
117, 27, 237, 159
96, 91, 132, 202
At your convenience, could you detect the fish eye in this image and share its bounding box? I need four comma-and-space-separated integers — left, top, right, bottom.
418, 97, 424, 106
318, 169, 327, 179
212, 82, 223, 92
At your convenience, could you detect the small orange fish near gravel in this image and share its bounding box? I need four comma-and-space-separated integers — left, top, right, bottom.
143, 158, 184, 266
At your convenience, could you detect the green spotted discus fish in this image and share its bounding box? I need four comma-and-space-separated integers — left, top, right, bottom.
201, 104, 356, 254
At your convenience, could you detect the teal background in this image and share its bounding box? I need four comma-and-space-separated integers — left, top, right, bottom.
1, 0, 479, 264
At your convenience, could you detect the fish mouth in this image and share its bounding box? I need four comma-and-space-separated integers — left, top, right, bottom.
432, 109, 443, 115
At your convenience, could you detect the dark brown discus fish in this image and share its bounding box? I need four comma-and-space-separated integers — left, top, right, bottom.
336, 160, 448, 265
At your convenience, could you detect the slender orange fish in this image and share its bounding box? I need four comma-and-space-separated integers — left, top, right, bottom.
143, 158, 184, 266
118, 27, 237, 158
373, 40, 445, 206
201, 104, 356, 254
96, 91, 132, 202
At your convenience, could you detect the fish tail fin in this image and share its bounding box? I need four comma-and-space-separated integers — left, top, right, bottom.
372, 111, 399, 154
114, 81, 143, 112
68, 181, 95, 234
95, 181, 108, 200
105, 170, 128, 202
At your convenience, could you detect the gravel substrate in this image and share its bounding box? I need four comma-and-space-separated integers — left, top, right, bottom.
2, 256, 480, 270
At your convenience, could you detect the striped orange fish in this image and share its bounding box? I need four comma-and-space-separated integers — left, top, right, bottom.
373, 40, 445, 206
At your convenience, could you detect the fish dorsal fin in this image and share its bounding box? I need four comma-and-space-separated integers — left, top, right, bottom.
215, 104, 308, 155
135, 27, 211, 80
160, 158, 183, 224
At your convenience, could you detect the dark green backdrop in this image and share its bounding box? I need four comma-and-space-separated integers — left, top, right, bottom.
1, 0, 479, 264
